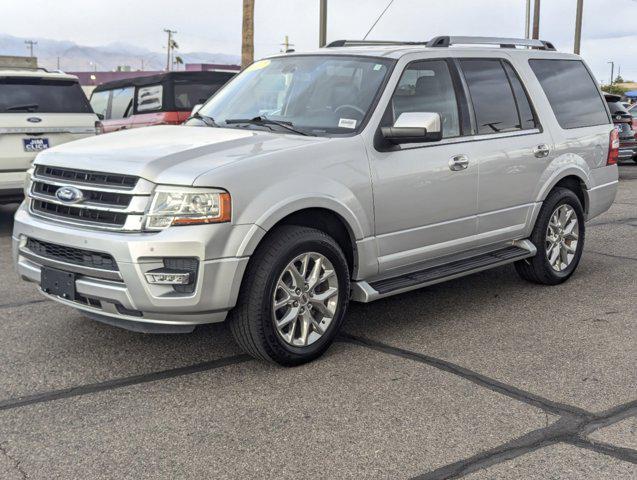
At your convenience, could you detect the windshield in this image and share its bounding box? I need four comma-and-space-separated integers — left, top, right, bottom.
196, 55, 393, 135
0, 79, 93, 113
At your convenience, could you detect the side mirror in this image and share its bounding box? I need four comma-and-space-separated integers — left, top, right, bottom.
191, 104, 204, 116
381, 112, 443, 144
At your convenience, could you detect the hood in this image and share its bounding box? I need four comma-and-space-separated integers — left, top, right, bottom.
34, 125, 328, 185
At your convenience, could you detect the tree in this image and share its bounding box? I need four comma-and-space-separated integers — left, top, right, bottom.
242, 0, 255, 69
614, 74, 624, 84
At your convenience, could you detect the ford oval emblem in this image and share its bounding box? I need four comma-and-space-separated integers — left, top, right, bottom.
27, 117, 42, 123
55, 186, 84, 204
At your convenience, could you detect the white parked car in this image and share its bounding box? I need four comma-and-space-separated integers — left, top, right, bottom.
0, 68, 99, 204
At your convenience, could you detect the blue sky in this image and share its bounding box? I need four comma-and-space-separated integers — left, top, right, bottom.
2, 0, 637, 82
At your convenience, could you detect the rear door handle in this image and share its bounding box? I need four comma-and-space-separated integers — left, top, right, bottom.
534, 144, 550, 158
449, 154, 469, 171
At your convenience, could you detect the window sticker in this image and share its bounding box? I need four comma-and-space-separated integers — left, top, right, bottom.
373, 64, 384, 71
338, 118, 357, 129
245, 59, 271, 72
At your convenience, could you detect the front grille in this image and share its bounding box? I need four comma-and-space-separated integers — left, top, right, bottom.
35, 165, 138, 189
28, 165, 150, 231
26, 238, 118, 271
32, 182, 132, 207
32, 200, 127, 227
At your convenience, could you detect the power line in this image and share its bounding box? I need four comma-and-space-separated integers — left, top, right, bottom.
363, 0, 396, 40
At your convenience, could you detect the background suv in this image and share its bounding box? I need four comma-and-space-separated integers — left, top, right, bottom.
13, 37, 618, 365
605, 93, 636, 162
0, 68, 98, 204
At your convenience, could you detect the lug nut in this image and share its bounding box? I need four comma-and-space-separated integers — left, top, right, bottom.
293, 301, 299, 307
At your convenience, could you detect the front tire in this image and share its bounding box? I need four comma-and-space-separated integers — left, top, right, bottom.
515, 187, 585, 285
229, 225, 350, 366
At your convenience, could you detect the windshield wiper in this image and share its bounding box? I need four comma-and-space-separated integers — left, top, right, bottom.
5, 103, 39, 112
188, 111, 218, 127
225, 116, 314, 136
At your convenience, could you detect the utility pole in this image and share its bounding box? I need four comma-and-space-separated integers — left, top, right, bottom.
532, 0, 541, 40
280, 35, 295, 53
524, 0, 531, 39
608, 61, 615, 87
163, 29, 177, 71
25, 40, 38, 58
574, 0, 584, 54
56, 56, 60, 70
242, 0, 255, 69
319, 0, 327, 47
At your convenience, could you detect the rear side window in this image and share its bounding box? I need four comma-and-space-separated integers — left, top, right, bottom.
529, 59, 609, 129
0, 79, 92, 114
460, 59, 524, 135
109, 87, 134, 119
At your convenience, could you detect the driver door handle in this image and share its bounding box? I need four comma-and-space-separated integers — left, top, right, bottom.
534, 144, 551, 158
449, 154, 469, 171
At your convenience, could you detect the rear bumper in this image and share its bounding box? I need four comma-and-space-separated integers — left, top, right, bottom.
12, 203, 255, 329
0, 171, 26, 203
587, 166, 619, 220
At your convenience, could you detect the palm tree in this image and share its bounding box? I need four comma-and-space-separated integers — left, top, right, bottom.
242, 0, 255, 69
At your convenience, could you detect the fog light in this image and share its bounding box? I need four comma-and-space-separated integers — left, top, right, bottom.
145, 269, 191, 285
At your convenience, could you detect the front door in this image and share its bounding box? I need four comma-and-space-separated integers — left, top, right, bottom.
368, 59, 478, 274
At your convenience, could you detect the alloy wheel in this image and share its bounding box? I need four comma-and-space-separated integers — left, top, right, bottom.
272, 252, 339, 347
545, 204, 579, 272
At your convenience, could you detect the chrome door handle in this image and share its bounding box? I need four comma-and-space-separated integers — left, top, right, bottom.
534, 144, 550, 158
449, 154, 469, 171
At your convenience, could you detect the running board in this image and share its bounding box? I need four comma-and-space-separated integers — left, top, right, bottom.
351, 241, 536, 302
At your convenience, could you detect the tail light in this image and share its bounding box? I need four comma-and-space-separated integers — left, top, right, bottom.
95, 120, 104, 135
607, 127, 619, 165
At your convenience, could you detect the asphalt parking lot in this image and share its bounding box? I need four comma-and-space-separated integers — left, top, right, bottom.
0, 165, 635, 480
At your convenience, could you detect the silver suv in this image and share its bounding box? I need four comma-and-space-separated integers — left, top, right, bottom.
13, 37, 619, 365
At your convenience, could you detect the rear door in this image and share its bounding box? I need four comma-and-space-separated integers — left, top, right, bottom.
0, 77, 96, 176
457, 58, 553, 241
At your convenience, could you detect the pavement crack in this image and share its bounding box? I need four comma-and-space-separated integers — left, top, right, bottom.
0, 354, 251, 412
340, 332, 592, 418
0, 299, 50, 310
0, 442, 28, 480
585, 250, 637, 262
566, 436, 637, 464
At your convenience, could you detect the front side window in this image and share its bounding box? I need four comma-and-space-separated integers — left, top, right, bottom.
529, 59, 609, 129
197, 55, 393, 135
90, 90, 110, 119
460, 59, 524, 135
389, 60, 460, 138
0, 79, 92, 114
110, 86, 134, 119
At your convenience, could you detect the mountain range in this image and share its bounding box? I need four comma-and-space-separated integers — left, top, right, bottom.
0, 34, 240, 72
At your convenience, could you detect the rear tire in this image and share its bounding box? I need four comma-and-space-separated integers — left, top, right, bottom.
515, 187, 585, 285
229, 225, 350, 366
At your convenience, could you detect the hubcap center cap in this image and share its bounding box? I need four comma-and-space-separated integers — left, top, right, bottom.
299, 293, 310, 305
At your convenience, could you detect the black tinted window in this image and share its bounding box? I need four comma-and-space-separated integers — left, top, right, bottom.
460, 59, 521, 134
503, 62, 536, 130
174, 83, 224, 110
390, 60, 460, 138
109, 87, 134, 119
530, 59, 608, 129
0, 79, 92, 113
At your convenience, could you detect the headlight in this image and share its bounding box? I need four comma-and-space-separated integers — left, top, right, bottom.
145, 187, 231, 230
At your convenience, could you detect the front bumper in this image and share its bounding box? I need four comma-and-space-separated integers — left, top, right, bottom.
12, 203, 256, 329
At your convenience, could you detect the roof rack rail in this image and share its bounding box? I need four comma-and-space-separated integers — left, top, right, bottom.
326, 39, 428, 48
427, 36, 556, 51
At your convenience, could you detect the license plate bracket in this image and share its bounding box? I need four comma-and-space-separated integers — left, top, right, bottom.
41, 267, 76, 301
23, 137, 50, 152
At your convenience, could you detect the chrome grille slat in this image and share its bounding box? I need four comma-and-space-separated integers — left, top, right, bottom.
28, 165, 153, 231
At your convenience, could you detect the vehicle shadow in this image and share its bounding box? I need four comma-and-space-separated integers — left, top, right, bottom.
0, 203, 19, 237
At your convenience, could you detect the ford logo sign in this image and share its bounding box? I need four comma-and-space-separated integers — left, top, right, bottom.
26, 117, 42, 123
55, 186, 84, 204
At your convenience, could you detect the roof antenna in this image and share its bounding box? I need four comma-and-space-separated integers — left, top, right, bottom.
363, 0, 396, 40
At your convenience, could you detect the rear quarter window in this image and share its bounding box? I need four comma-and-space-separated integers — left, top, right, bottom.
529, 59, 609, 129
